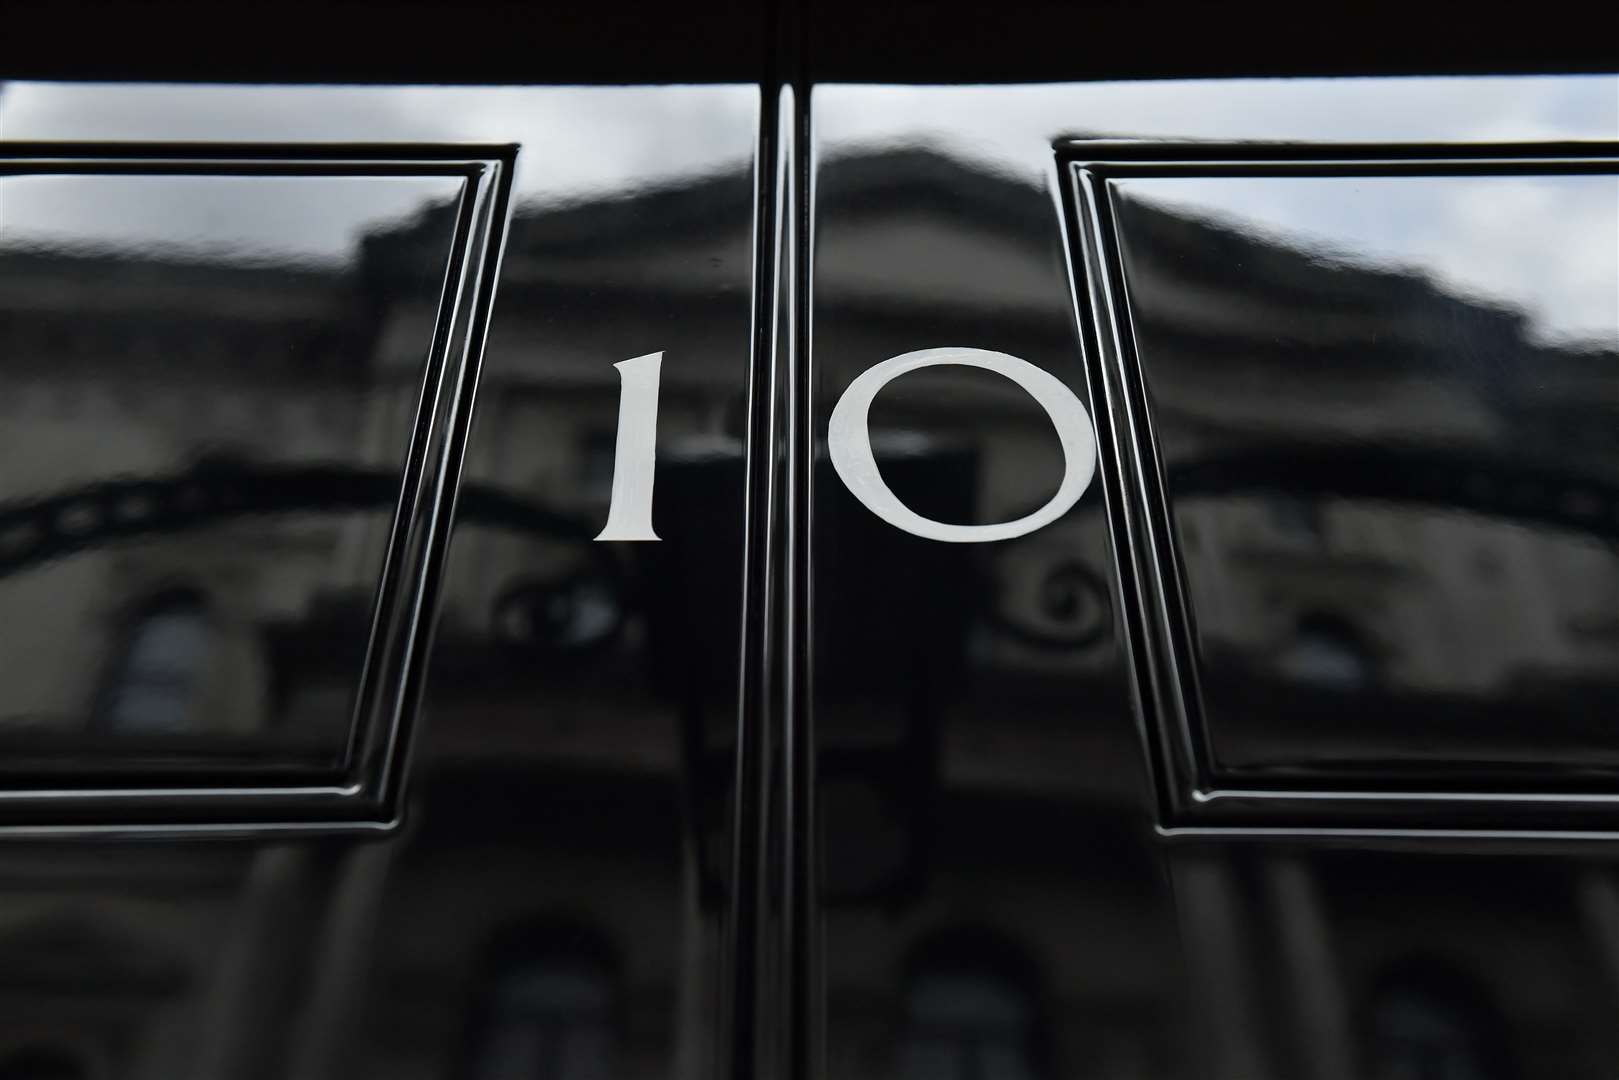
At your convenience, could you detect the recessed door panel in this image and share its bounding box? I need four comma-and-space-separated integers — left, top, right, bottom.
0, 167, 466, 775
1111, 168, 1619, 789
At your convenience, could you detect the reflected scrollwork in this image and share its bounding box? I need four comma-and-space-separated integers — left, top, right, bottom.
987, 555, 1111, 653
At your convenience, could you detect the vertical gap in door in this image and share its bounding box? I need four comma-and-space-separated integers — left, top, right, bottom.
728, 10, 791, 1079
770, 0, 821, 1075
732, 0, 818, 1075
776, 73, 820, 1080
784, 60, 823, 1080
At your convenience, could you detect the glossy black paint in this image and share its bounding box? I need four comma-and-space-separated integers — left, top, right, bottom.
0, 62, 1616, 1080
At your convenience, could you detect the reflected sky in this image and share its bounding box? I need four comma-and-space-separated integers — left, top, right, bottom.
812, 75, 1619, 353
0, 82, 760, 255
6, 76, 1613, 328
0, 173, 463, 264
1113, 174, 1619, 347
814, 76, 1619, 162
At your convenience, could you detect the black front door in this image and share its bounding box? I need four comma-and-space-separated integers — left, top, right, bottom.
0, 52, 1615, 1080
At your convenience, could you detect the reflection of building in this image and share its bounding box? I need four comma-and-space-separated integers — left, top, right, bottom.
0, 147, 1616, 1080
0, 236, 440, 750
1112, 189, 1619, 698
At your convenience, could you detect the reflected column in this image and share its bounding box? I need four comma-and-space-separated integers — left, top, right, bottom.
1168, 851, 1275, 1080
190, 844, 320, 1080
1264, 856, 1355, 1080
285, 837, 401, 1080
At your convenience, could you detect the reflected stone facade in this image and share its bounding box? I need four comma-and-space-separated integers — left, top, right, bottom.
0, 145, 1616, 1079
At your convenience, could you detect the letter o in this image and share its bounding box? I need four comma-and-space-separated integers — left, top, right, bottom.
827, 347, 1097, 543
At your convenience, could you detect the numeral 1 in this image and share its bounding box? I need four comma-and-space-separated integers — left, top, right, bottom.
594, 352, 663, 541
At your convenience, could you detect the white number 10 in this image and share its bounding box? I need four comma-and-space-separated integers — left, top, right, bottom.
595, 346, 1096, 544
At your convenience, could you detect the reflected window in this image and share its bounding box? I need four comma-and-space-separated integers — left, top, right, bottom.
1364, 964, 1513, 1080
1270, 497, 1325, 543
98, 589, 213, 733
464, 924, 619, 1080
1275, 612, 1376, 691
898, 930, 1049, 1080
